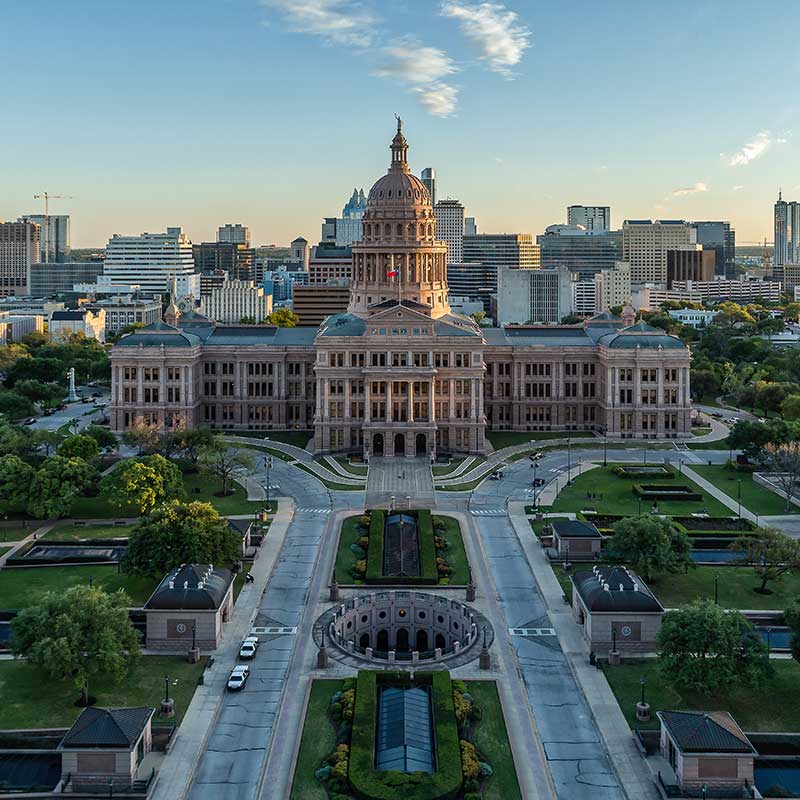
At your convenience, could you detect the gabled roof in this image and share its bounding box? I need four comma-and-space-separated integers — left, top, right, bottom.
572, 566, 663, 613
369, 298, 430, 312
60, 707, 154, 749
657, 711, 756, 755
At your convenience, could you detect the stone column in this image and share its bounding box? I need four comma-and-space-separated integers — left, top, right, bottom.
408, 381, 414, 422
344, 378, 352, 419
386, 380, 392, 422
315, 377, 323, 418
364, 380, 371, 423
657, 367, 664, 406
449, 379, 455, 420
430, 379, 436, 422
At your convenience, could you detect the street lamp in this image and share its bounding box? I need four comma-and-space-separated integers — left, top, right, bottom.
191, 622, 197, 651
640, 676, 646, 705
566, 438, 572, 485
643, 441, 647, 466
679, 459, 683, 475
603, 428, 608, 467
532, 461, 539, 508
766, 626, 773, 651
714, 573, 719, 605
164, 675, 170, 704
263, 456, 273, 511
108, 779, 114, 800
737, 479, 742, 518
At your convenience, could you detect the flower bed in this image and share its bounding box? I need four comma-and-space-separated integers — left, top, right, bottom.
672, 517, 756, 532
365, 509, 440, 586
614, 465, 675, 479
632, 484, 703, 502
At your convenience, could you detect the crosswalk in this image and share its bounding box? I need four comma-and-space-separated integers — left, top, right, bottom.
471, 508, 506, 516
250, 626, 298, 636
509, 627, 556, 637
295, 507, 331, 515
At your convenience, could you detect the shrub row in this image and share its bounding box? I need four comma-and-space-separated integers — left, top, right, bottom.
365, 509, 386, 582
631, 484, 703, 502
349, 670, 462, 800
613, 465, 676, 479
365, 509, 439, 586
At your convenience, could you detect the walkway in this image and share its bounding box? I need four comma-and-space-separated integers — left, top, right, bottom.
682, 465, 757, 524
365, 457, 434, 507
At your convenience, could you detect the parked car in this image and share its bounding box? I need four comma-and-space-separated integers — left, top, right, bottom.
23, 418, 36, 425
91, 391, 102, 398
239, 636, 259, 660
532, 478, 545, 487
489, 470, 504, 480
227, 665, 250, 691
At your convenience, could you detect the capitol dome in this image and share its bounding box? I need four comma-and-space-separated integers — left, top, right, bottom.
367, 123, 431, 209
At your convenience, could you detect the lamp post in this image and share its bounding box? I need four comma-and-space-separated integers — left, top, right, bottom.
108, 779, 114, 800
603, 428, 608, 467
566, 438, 572, 485
191, 622, 197, 651
637, 497, 642, 516
679, 459, 683, 475
164, 675, 170, 704
640, 676, 646, 705
737, 479, 742, 518
714, 573, 719, 605
766, 626, 773, 651
643, 441, 647, 466
263, 456, 273, 511
532, 461, 539, 508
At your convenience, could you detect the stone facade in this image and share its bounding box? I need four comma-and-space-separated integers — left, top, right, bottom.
109, 124, 693, 455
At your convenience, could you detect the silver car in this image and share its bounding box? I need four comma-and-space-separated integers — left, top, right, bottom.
227, 665, 249, 691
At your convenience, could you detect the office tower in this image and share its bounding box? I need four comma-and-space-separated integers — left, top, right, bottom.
291, 237, 310, 270
537, 225, 622, 280
692, 221, 735, 278
193, 241, 255, 282
20, 214, 71, 263
775, 192, 788, 275
309, 243, 353, 284
292, 283, 350, 325
0, 220, 40, 296
571, 278, 597, 315
622, 220, 696, 284
93, 296, 162, 335
498, 264, 572, 324
103, 227, 197, 293
217, 223, 250, 245
666, 247, 715, 287
567, 205, 611, 232
420, 167, 436, 206
465, 217, 477, 236
434, 199, 465, 263
446, 262, 496, 314
320, 189, 367, 246
594, 262, 632, 312
30, 261, 104, 296
199, 279, 273, 323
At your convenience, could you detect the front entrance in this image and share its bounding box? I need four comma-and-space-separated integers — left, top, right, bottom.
415, 433, 427, 456
395, 628, 410, 652
394, 433, 405, 457
373, 433, 384, 456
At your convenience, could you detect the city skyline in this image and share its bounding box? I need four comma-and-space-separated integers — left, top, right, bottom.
2, 0, 797, 247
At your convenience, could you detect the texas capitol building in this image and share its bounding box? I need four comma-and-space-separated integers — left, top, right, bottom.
110, 122, 692, 457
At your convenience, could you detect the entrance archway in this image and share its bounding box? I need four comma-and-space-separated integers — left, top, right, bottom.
376, 629, 389, 652
435, 633, 446, 650
373, 433, 384, 456
359, 632, 370, 649
395, 628, 410, 652
416, 629, 429, 652
394, 433, 405, 457
415, 433, 427, 456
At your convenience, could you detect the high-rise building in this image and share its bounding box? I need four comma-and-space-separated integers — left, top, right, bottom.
309, 243, 352, 284
291, 237, 310, 271
217, 223, 250, 245
594, 262, 632, 312
292, 283, 350, 326
622, 220, 696, 285
199, 280, 273, 323
537, 226, 622, 280
420, 167, 436, 206
666, 247, 715, 287
567, 205, 611, 232
193, 241, 255, 282
497, 264, 572, 324
773, 192, 800, 278
571, 279, 598, 315
465, 217, 477, 236
0, 220, 40, 296
434, 199, 465, 264
30, 261, 104, 296
321, 189, 367, 246
446, 262, 496, 315
103, 227, 197, 293
20, 214, 71, 263
691, 221, 735, 278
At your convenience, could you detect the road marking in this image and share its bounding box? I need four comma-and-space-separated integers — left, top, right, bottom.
509, 627, 557, 637
295, 508, 331, 514
471, 508, 506, 516
250, 626, 298, 636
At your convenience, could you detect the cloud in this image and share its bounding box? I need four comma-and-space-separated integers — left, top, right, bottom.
262, 0, 377, 47
777, 137, 788, 144
728, 131, 772, 167
671, 181, 709, 197
593, 164, 609, 174
733, 185, 744, 191
441, 1, 531, 76
374, 41, 459, 116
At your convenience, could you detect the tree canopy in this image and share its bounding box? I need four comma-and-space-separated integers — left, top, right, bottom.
606, 515, 693, 581
26, 456, 96, 518
199, 444, 253, 496
732, 526, 800, 593
125, 500, 241, 575
100, 454, 184, 514
267, 307, 299, 327
58, 434, 100, 462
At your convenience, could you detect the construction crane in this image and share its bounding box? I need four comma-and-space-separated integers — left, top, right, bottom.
32, 192, 73, 263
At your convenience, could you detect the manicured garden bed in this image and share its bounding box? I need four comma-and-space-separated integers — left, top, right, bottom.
334, 515, 368, 585
632, 484, 703, 502
294, 462, 364, 491
365, 510, 437, 585
334, 457, 369, 477
604, 660, 800, 732
486, 430, 594, 449
0, 655, 207, 729
42, 523, 133, 542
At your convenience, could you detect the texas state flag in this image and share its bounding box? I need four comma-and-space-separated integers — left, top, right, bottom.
387, 269, 397, 278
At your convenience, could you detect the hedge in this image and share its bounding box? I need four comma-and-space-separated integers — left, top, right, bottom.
632, 484, 702, 502
349, 670, 462, 800
613, 465, 676, 479
365, 509, 439, 586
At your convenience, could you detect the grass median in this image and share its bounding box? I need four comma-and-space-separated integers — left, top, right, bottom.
690, 464, 799, 516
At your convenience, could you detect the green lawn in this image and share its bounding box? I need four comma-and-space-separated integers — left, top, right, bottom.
334, 515, 366, 584
691, 427, 712, 436
0, 565, 158, 609
294, 463, 363, 491
334, 457, 369, 477
289, 679, 342, 800
546, 463, 730, 517
239, 443, 295, 463
687, 438, 730, 451
432, 457, 467, 477
487, 430, 594, 450
42, 523, 133, 541
0, 655, 207, 728
690, 464, 799, 515
182, 471, 264, 515
69, 493, 130, 519
604, 659, 800, 732
438, 515, 469, 585
435, 467, 498, 491
264, 430, 313, 448
0, 547, 10, 558
553, 563, 800, 611
0, 527, 32, 543
467, 681, 523, 800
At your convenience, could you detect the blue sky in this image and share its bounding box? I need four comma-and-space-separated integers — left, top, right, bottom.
1, 0, 797, 247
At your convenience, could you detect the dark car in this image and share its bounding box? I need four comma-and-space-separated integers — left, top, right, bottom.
489, 470, 503, 480
532, 478, 545, 487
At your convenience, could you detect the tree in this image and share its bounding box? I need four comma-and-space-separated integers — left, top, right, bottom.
238, 316, 257, 325
657, 600, 770, 694
786, 602, 800, 662
84, 424, 118, 451
14, 379, 64, 406
756, 382, 795, 415
782, 394, 800, 421
26, 456, 96, 519
759, 442, 800, 511
0, 343, 30, 370
0, 391, 34, 420
121, 419, 161, 454
690, 368, 720, 400
731, 526, 800, 594
125, 500, 241, 575
100, 455, 183, 515
784, 303, 800, 322
606, 516, 693, 582
0, 422, 34, 459
199, 444, 253, 496
559, 313, 582, 324
470, 310, 487, 326
0, 454, 34, 509
177, 428, 217, 466
11, 585, 140, 706
58, 434, 100, 462
267, 308, 299, 327
31, 429, 64, 457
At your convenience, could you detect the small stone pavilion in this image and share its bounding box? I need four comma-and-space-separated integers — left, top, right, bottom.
551, 519, 602, 559
59, 706, 155, 793
571, 565, 664, 654
657, 711, 757, 796
143, 564, 234, 651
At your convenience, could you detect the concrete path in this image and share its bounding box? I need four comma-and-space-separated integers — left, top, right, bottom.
366, 456, 434, 506
689, 417, 730, 443
682, 465, 757, 524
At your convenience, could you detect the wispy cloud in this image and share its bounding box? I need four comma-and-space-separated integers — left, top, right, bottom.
593, 164, 609, 174
671, 181, 708, 197
728, 131, 772, 167
733, 185, 744, 191
441, 1, 531, 77
374, 41, 459, 117
262, 0, 377, 47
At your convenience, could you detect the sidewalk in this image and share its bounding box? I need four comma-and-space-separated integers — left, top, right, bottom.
149, 497, 294, 800
690, 416, 730, 443
681, 465, 758, 524
509, 501, 660, 800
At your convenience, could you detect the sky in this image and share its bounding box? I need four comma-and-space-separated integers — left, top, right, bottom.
1, 0, 798, 248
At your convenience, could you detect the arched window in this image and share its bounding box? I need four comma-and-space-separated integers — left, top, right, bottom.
384, 223, 391, 237
396, 223, 403, 237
